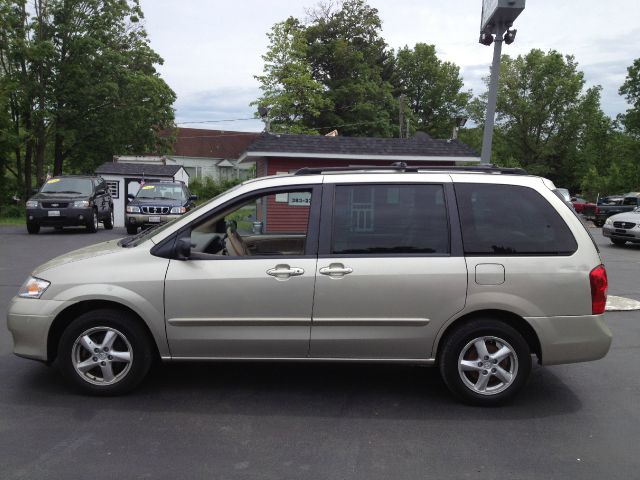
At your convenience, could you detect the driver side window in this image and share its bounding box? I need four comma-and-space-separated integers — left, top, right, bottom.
189, 189, 313, 258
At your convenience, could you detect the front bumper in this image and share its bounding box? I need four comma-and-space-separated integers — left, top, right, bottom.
6, 296, 70, 361
526, 314, 612, 365
126, 213, 182, 228
27, 207, 93, 227
602, 225, 640, 243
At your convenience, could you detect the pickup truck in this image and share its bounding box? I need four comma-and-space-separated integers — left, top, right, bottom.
584, 193, 640, 227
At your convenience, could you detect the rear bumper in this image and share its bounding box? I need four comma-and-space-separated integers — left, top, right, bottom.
526, 314, 612, 366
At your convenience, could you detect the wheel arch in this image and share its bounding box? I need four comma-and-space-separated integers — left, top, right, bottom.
434, 309, 541, 363
47, 300, 161, 364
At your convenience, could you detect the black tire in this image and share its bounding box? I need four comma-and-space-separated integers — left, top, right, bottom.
26, 222, 40, 234
103, 207, 114, 230
86, 208, 99, 233
126, 225, 138, 235
439, 318, 531, 406
611, 239, 627, 246
594, 220, 604, 227
56, 309, 153, 396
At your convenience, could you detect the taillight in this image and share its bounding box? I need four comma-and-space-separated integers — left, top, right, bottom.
595, 206, 600, 214
589, 265, 608, 314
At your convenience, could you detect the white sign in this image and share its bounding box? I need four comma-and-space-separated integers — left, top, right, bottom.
481, 0, 499, 31
288, 192, 311, 207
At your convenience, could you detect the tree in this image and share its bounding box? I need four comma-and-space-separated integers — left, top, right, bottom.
0, 0, 176, 200
304, 0, 396, 136
619, 58, 640, 135
255, 0, 397, 137
252, 17, 331, 134
471, 49, 609, 189
394, 43, 470, 138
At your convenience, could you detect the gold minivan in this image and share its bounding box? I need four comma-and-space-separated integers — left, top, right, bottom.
7, 166, 612, 405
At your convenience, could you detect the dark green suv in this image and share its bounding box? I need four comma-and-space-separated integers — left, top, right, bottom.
25, 176, 114, 234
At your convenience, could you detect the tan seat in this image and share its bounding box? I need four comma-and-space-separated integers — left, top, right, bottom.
225, 222, 249, 256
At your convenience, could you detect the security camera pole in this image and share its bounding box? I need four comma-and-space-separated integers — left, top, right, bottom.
479, 0, 525, 165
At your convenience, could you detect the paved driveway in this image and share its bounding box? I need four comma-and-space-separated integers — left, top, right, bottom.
1, 225, 639, 479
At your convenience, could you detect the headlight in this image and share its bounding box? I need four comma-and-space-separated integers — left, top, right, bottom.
26, 200, 38, 208
72, 200, 90, 208
170, 206, 186, 214
18, 277, 50, 299
605, 217, 613, 226
126, 206, 140, 213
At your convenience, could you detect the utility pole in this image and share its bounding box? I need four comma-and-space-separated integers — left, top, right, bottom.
478, 0, 525, 164
480, 24, 506, 164
398, 94, 406, 139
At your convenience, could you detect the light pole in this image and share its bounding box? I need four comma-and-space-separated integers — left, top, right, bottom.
479, 0, 525, 165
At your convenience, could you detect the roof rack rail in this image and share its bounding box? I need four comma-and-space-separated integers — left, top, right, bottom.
293, 163, 528, 176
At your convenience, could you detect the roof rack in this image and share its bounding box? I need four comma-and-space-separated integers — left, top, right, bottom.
293, 163, 528, 176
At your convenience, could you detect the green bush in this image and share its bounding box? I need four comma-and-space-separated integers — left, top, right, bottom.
0, 204, 25, 218
189, 177, 244, 203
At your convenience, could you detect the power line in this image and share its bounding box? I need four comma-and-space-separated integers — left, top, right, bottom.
176, 118, 257, 125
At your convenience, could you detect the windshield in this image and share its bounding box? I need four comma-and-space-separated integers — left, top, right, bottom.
135, 184, 184, 201
41, 177, 93, 195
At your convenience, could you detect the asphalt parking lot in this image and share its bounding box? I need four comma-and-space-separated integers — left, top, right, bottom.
1, 224, 639, 479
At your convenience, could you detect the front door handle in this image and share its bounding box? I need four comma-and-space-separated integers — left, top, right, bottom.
266, 264, 304, 280
319, 263, 353, 277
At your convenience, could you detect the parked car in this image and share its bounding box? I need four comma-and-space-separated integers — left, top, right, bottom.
570, 196, 596, 214
25, 175, 114, 234
125, 180, 197, 235
7, 166, 612, 406
591, 193, 640, 227
602, 207, 640, 246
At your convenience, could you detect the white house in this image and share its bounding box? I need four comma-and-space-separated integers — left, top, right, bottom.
95, 162, 189, 228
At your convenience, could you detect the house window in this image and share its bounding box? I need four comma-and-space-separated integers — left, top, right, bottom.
106, 181, 119, 199
184, 166, 202, 179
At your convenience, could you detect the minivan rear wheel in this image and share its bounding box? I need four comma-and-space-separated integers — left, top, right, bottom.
439, 318, 531, 406
57, 309, 153, 395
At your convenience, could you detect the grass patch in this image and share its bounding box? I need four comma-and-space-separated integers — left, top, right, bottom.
0, 216, 25, 225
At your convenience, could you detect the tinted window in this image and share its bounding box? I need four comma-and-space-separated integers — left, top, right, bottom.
332, 184, 449, 255
455, 183, 577, 255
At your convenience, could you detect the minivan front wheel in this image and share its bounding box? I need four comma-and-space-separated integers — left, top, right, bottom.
439, 319, 531, 406
57, 309, 153, 395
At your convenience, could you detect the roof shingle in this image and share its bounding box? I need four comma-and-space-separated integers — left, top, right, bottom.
245, 132, 478, 158
96, 163, 184, 176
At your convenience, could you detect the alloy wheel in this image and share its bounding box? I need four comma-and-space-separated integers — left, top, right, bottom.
71, 327, 133, 385
457, 336, 518, 396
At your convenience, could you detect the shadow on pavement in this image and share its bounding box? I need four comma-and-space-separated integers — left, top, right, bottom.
4, 358, 582, 421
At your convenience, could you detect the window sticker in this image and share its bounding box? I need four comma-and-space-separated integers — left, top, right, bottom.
47, 179, 60, 184
142, 185, 155, 190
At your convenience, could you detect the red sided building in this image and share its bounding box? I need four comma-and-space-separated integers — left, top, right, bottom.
239, 132, 480, 233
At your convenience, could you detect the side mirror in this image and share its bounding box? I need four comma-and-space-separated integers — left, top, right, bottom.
96, 189, 105, 195
32, 188, 39, 194
175, 237, 193, 260
190, 194, 198, 201
127, 193, 135, 200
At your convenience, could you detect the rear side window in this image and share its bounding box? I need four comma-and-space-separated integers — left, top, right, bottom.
455, 183, 577, 255
332, 184, 449, 255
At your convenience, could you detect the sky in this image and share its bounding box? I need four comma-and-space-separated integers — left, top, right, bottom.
138, 0, 640, 133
